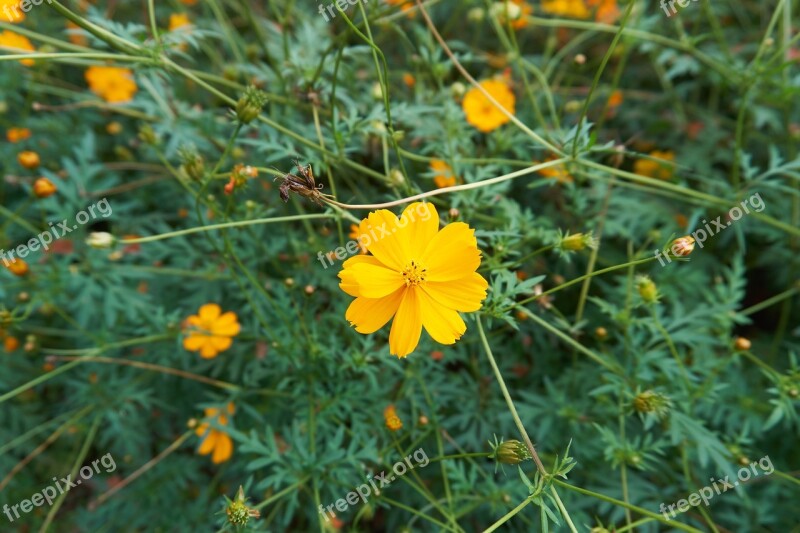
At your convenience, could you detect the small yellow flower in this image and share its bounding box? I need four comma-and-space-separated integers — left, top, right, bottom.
33, 178, 57, 198
169, 13, 192, 31
462, 80, 516, 133
430, 159, 457, 189
6, 127, 31, 143
17, 151, 40, 169
384, 405, 402, 431
0, 30, 35, 66
183, 303, 241, 359
85, 66, 138, 103
338, 203, 488, 358
195, 403, 235, 464
0, 0, 24, 23
538, 156, 573, 183
634, 150, 676, 181
4, 258, 29, 277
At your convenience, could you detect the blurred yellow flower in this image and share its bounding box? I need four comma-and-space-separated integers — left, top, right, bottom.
430, 159, 457, 189
0, 0, 24, 23
85, 66, 138, 103
384, 405, 402, 431
462, 79, 516, 133
195, 403, 235, 464
65, 21, 88, 46
541, 0, 590, 19
169, 13, 191, 31
338, 203, 488, 358
6, 127, 31, 143
0, 30, 35, 66
588, 0, 620, 22
3, 258, 28, 277
634, 150, 676, 181
348, 224, 368, 254
183, 303, 241, 359
538, 156, 573, 183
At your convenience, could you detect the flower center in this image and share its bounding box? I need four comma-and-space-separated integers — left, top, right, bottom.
401, 260, 427, 287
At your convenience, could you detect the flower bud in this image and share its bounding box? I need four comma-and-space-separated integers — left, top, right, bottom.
637, 276, 658, 303
389, 169, 405, 187
492, 439, 531, 465
234, 85, 268, 124
595, 327, 608, 340
106, 122, 123, 135
138, 124, 158, 145
86, 232, 115, 249
670, 236, 695, 257
633, 390, 671, 418
33, 178, 57, 198
467, 7, 485, 22
178, 145, 205, 182
18, 151, 40, 169
225, 486, 260, 526
450, 82, 466, 99
734, 337, 751, 351
558, 231, 598, 252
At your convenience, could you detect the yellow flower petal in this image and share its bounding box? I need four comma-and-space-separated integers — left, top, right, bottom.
422, 271, 488, 312
389, 288, 422, 358
198, 431, 217, 455
346, 262, 405, 298
199, 342, 219, 359
210, 336, 232, 352
338, 255, 385, 296
345, 287, 406, 334
400, 202, 439, 258
212, 432, 233, 463
421, 223, 482, 282
198, 303, 222, 321
363, 210, 410, 271
418, 289, 467, 344
211, 312, 240, 336
183, 334, 208, 351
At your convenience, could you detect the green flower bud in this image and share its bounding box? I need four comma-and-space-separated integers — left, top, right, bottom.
234, 85, 268, 124
492, 439, 531, 465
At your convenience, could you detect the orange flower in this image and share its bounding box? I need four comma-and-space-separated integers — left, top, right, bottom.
385, 0, 415, 18
65, 21, 88, 46
169, 13, 191, 31
537, 156, 573, 183
4, 336, 20, 352
195, 403, 235, 464
402, 72, 416, 87
607, 89, 623, 108
634, 150, 676, 181
462, 80, 515, 133
3, 258, 29, 277
183, 303, 241, 359
6, 127, 31, 143
17, 151, 40, 169
85, 66, 138, 103
33, 178, 57, 198
0, 30, 35, 66
430, 159, 457, 189
0, 0, 24, 23
587, 0, 619, 23
384, 405, 402, 431
540, 0, 590, 19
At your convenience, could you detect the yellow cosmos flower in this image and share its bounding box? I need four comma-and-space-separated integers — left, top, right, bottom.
462, 80, 516, 133
338, 202, 488, 358
183, 303, 241, 359
0, 0, 24, 23
169, 13, 191, 31
195, 403, 235, 464
85, 66, 138, 103
634, 150, 676, 181
538, 156, 573, 183
384, 405, 402, 431
0, 30, 35, 66
430, 159, 457, 189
